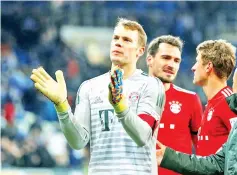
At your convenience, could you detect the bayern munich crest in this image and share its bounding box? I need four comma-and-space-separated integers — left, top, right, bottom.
169, 101, 182, 114
129, 92, 139, 103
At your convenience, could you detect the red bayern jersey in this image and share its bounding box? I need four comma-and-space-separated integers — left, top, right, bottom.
196, 86, 237, 156
157, 84, 203, 175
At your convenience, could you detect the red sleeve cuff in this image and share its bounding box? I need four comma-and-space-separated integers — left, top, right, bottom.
138, 114, 158, 135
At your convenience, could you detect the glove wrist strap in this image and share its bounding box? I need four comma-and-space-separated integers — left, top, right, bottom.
114, 99, 128, 114
55, 100, 70, 113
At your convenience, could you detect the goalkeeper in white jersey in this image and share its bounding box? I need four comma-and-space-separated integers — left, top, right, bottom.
30, 18, 165, 175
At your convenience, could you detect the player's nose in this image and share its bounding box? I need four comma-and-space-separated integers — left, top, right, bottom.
114, 38, 123, 47
191, 64, 196, 72
115, 42, 122, 47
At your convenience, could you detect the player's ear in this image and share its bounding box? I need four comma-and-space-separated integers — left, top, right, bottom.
146, 55, 153, 68
206, 61, 213, 73
136, 47, 145, 58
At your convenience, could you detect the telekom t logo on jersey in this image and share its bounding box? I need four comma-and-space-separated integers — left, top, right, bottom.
99, 109, 115, 131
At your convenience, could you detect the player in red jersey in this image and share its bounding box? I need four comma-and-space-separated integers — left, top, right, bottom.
147, 35, 203, 175
191, 39, 237, 156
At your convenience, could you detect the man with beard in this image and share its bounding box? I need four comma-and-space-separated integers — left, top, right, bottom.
146, 35, 203, 175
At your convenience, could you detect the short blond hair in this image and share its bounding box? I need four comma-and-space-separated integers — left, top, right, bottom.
115, 18, 147, 48
197, 39, 236, 79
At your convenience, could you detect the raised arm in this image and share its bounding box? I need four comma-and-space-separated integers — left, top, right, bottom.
30, 67, 90, 150
108, 67, 165, 146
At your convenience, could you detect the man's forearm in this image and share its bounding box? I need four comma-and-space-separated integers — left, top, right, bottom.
117, 108, 152, 147
161, 147, 225, 175
57, 109, 90, 150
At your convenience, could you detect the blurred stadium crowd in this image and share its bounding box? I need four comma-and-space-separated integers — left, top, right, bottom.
1, 1, 237, 173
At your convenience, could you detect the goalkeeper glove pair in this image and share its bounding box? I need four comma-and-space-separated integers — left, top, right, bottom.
31, 66, 128, 114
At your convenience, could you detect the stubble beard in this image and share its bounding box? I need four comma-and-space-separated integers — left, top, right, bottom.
158, 76, 173, 83
156, 72, 175, 83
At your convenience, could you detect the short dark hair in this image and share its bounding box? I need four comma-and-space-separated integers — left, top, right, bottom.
147, 35, 184, 57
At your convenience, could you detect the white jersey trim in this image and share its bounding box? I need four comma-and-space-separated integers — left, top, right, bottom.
173, 85, 196, 95
221, 87, 233, 97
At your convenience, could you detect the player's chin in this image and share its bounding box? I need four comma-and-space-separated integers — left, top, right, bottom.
165, 75, 176, 82
159, 77, 173, 83
111, 56, 124, 65
193, 79, 201, 86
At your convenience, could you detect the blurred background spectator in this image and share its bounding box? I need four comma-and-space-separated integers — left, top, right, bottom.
1, 1, 237, 174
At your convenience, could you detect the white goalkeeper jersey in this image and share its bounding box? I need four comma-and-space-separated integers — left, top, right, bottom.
57, 69, 165, 175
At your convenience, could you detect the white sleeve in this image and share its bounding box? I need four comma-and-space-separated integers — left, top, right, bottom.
137, 77, 165, 119
57, 81, 91, 150
117, 77, 165, 146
